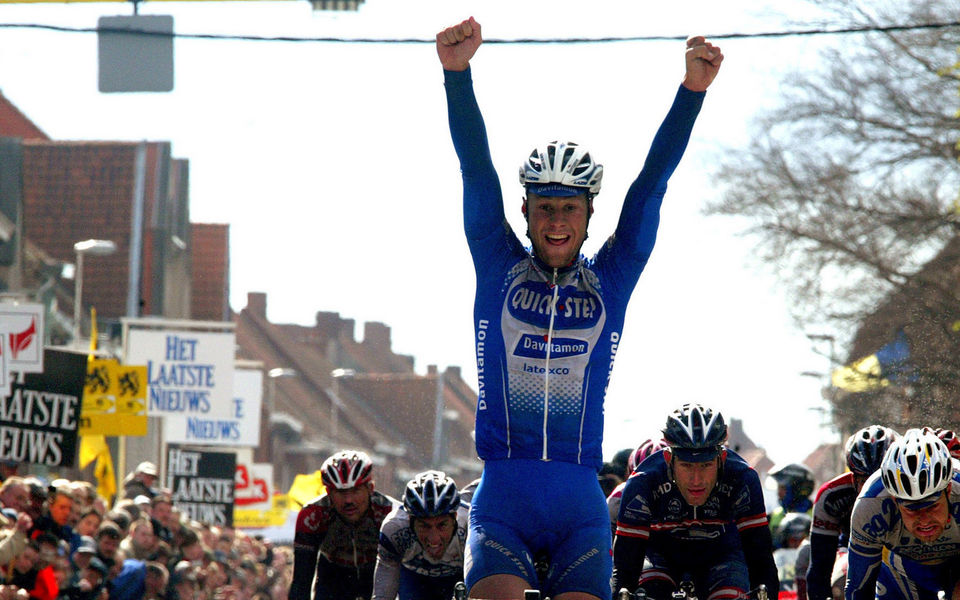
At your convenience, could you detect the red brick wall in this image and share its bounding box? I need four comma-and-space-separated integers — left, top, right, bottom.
191, 222, 230, 321
22, 142, 138, 320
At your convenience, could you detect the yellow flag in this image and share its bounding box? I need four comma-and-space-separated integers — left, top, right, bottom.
95, 449, 117, 500
287, 472, 326, 508
831, 354, 887, 392
78, 435, 117, 501
78, 434, 107, 469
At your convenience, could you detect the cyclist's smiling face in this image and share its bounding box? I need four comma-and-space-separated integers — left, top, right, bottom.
898, 492, 951, 542
523, 193, 592, 268
673, 459, 720, 506
412, 514, 457, 560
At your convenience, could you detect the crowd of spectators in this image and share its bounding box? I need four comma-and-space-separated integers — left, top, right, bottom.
0, 461, 293, 600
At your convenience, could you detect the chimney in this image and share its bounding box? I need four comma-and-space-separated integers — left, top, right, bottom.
315, 311, 341, 337
246, 292, 267, 318
427, 364, 438, 376
363, 322, 391, 351
340, 318, 356, 342
445, 366, 461, 379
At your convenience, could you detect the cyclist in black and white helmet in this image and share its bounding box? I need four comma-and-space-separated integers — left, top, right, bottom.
290, 450, 398, 600
612, 404, 778, 599
372, 471, 468, 600
804, 425, 897, 600
846, 428, 960, 600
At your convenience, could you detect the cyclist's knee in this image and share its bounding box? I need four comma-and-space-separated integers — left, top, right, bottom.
469, 573, 534, 599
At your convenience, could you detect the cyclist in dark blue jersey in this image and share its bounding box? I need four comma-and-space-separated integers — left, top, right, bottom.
612, 404, 778, 599
436, 15, 723, 600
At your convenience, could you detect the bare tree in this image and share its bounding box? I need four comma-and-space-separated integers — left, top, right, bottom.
707, 0, 960, 432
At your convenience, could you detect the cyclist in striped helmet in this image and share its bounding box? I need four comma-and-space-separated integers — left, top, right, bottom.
290, 450, 398, 600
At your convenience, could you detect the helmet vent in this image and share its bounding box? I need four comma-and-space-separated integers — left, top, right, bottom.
899, 472, 913, 497
906, 454, 918, 474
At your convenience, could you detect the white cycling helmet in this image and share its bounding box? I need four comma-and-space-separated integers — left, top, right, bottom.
880, 428, 952, 501
321, 450, 374, 490
519, 140, 603, 196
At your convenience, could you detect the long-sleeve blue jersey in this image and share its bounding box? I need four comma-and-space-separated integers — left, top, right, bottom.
444, 68, 704, 470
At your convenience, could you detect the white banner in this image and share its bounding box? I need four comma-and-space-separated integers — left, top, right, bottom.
235, 461, 273, 512
164, 366, 262, 447
0, 302, 45, 374
125, 326, 236, 444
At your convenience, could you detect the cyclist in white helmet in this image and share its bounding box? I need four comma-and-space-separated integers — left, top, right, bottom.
436, 16, 722, 600
372, 471, 469, 600
289, 450, 398, 600
846, 428, 960, 600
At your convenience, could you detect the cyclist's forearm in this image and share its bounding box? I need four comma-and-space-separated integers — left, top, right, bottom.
289, 546, 320, 600
806, 532, 840, 600
611, 534, 646, 592
844, 552, 881, 600
741, 527, 779, 594
370, 556, 400, 600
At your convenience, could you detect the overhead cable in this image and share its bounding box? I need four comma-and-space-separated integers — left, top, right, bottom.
0, 18, 957, 43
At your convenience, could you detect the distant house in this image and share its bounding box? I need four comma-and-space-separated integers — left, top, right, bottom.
830, 235, 960, 436
725, 417, 775, 479
0, 91, 481, 498
236, 292, 480, 496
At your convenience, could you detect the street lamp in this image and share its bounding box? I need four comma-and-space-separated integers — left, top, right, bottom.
330, 368, 355, 445
266, 367, 297, 486
73, 239, 117, 346
267, 367, 298, 414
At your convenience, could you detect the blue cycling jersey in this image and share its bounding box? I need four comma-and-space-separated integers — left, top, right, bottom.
612, 449, 779, 594
444, 67, 705, 470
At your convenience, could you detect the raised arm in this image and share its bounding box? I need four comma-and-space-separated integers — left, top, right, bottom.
600, 36, 722, 279
437, 17, 505, 242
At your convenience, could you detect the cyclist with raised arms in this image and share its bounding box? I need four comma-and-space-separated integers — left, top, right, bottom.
372, 471, 468, 600
613, 404, 778, 599
804, 425, 897, 600
436, 15, 723, 600
289, 450, 398, 600
846, 428, 960, 600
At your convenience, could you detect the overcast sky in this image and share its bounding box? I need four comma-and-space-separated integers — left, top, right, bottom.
0, 0, 846, 467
